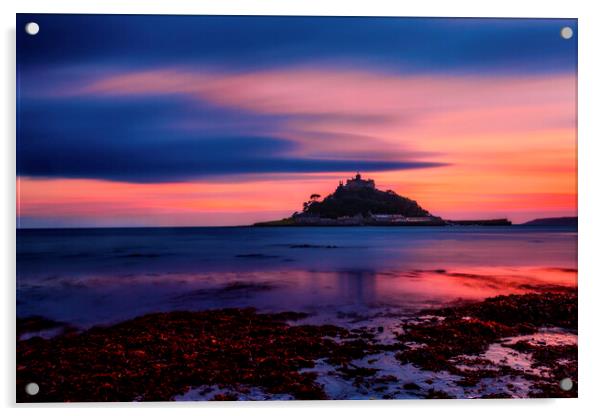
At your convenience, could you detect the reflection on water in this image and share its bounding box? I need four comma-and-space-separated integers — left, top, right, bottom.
17, 226, 577, 327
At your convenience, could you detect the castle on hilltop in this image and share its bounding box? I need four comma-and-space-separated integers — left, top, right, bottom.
338, 172, 375, 190
254, 171, 512, 226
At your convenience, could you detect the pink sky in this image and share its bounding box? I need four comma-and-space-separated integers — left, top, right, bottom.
18, 66, 577, 227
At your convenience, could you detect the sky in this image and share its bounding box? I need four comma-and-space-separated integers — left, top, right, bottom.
16, 14, 577, 227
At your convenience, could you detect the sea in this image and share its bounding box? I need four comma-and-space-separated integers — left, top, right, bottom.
17, 226, 577, 327
16, 225, 578, 399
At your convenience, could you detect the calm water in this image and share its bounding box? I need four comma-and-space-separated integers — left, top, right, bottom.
17, 226, 577, 327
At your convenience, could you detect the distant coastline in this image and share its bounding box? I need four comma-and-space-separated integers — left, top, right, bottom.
519, 217, 578, 227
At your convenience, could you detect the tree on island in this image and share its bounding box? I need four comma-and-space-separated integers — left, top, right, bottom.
302, 194, 322, 212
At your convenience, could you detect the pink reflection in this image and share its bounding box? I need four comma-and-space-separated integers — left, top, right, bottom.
374, 266, 577, 305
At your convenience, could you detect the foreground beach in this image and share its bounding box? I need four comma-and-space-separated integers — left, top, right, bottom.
16, 226, 577, 400
17, 290, 576, 402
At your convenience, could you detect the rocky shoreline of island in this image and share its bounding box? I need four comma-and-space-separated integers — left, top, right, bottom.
254, 216, 513, 227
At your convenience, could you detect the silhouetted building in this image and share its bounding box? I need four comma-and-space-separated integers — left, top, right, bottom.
342, 172, 375, 190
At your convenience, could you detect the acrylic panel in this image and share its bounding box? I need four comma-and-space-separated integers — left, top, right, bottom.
16, 14, 578, 402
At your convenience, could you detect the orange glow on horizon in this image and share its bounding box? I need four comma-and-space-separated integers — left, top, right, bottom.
19, 67, 576, 227
17, 166, 576, 227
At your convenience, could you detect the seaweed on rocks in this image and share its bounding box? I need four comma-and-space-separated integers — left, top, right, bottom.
501, 340, 578, 397
17, 316, 77, 340
17, 308, 363, 402
17, 292, 578, 401
395, 292, 577, 398
432, 292, 577, 329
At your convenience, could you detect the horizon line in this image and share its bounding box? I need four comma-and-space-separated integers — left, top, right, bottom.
15, 215, 579, 231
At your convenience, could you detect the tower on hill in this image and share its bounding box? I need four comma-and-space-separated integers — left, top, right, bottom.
343, 172, 375, 190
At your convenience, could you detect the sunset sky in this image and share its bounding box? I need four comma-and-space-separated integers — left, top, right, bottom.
17, 15, 577, 227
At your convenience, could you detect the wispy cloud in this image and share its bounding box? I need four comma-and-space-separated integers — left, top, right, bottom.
16, 15, 577, 226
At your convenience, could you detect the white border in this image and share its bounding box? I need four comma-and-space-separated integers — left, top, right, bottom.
3, 1, 601, 415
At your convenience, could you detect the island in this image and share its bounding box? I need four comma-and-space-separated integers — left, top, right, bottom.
254, 173, 511, 227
